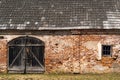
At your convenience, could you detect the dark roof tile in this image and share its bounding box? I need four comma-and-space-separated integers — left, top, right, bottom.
0, 0, 119, 30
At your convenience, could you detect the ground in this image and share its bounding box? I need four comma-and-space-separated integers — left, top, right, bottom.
0, 73, 120, 80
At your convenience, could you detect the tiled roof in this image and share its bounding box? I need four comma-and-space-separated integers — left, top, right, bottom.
0, 0, 120, 30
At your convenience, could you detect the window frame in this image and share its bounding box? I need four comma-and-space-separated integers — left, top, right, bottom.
102, 45, 112, 57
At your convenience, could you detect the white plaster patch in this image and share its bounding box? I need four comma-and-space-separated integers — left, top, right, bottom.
93, 65, 109, 72
73, 61, 80, 73
97, 42, 102, 60
83, 41, 98, 50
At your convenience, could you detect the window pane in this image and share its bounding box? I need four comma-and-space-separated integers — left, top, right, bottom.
102, 45, 111, 56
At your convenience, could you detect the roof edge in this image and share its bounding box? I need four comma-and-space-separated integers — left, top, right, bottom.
0, 26, 120, 30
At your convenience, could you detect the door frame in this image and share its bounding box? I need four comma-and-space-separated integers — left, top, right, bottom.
7, 36, 45, 73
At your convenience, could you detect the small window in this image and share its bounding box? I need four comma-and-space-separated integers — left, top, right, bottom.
102, 45, 112, 56
0, 36, 4, 39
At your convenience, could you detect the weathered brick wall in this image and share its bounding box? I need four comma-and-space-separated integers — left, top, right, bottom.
0, 33, 120, 73
80, 35, 120, 73
1, 35, 80, 73
0, 39, 7, 72
42, 35, 80, 73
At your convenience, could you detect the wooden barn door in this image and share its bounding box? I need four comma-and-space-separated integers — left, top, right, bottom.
8, 36, 45, 73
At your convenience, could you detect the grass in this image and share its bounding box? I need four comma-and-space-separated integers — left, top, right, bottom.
0, 73, 119, 80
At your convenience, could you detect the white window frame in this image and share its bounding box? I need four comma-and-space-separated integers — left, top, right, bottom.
97, 42, 112, 60
97, 42, 102, 60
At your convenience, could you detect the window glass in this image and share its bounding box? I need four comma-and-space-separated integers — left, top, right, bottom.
102, 45, 111, 56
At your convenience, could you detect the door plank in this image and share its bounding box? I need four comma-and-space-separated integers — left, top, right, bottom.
10, 47, 24, 67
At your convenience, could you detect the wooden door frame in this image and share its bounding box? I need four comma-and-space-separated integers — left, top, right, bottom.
7, 36, 45, 73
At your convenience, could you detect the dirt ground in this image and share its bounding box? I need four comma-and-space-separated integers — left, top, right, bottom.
0, 73, 120, 80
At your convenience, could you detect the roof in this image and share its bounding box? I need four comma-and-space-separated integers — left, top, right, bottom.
0, 0, 120, 30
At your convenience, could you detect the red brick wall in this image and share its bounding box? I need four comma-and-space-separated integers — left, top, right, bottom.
0, 39, 7, 72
